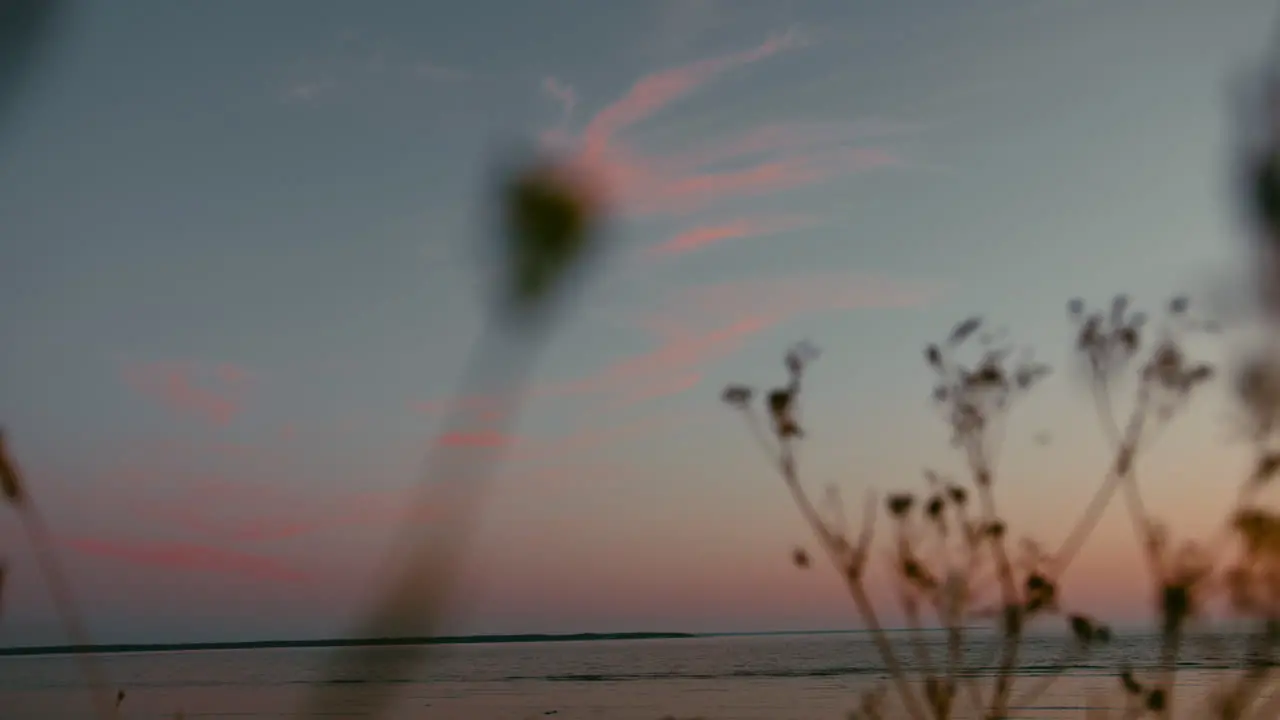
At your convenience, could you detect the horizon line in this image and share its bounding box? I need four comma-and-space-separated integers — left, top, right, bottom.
0, 624, 1170, 658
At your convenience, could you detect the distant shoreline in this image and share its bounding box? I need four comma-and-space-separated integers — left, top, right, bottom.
0, 626, 1048, 658
0, 632, 699, 657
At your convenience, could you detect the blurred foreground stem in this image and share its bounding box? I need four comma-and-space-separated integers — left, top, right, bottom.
298, 156, 601, 718
296, 327, 541, 717
0, 434, 118, 719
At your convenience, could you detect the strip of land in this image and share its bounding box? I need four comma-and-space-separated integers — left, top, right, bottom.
0, 632, 698, 657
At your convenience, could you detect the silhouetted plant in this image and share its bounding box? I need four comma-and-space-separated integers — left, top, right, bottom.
719, 294, 1280, 719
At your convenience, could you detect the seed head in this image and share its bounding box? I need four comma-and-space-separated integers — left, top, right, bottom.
791, 547, 811, 569
887, 494, 915, 518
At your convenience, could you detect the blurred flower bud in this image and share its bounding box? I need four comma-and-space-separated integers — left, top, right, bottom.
502, 157, 602, 316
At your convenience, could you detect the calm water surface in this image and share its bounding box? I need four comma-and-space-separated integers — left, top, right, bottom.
0, 631, 1275, 719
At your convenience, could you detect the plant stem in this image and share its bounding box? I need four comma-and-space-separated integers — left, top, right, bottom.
775, 445, 928, 720
1051, 380, 1150, 575
976, 482, 1020, 720
298, 327, 540, 718
18, 502, 117, 719
1155, 626, 1182, 720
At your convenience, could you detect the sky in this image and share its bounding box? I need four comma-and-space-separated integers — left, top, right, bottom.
0, 0, 1278, 646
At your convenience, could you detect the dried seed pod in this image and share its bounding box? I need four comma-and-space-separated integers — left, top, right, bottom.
766, 389, 802, 438
720, 385, 753, 408
948, 317, 982, 345
925, 495, 944, 520
791, 547, 811, 569
1068, 614, 1094, 644
1024, 573, 1057, 614
924, 344, 943, 369
887, 494, 915, 518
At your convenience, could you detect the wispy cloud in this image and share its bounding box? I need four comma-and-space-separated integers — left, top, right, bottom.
131, 477, 439, 546
439, 430, 517, 448
636, 146, 898, 217
545, 272, 935, 407
65, 536, 310, 584
645, 214, 817, 258
109, 409, 687, 554
121, 361, 255, 426
579, 29, 807, 165
540, 28, 908, 222
410, 272, 935, 414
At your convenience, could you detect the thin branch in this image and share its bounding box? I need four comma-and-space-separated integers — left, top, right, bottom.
970, 447, 1021, 720
2, 469, 118, 719
773, 442, 928, 720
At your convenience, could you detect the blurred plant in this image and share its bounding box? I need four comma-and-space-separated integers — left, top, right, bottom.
298, 153, 605, 717
0, 430, 119, 719
0, 0, 65, 143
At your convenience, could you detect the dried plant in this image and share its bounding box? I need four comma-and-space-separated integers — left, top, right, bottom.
719, 294, 1280, 719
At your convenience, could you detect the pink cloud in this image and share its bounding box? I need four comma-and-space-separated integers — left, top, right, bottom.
222, 491, 443, 543
630, 147, 898, 216
117, 413, 680, 548
607, 372, 705, 407
585, 313, 776, 388
542, 29, 902, 224
439, 430, 518, 448
132, 480, 443, 546
65, 536, 310, 583
121, 361, 253, 426
408, 272, 934, 413
655, 120, 911, 172
214, 363, 255, 389
541, 272, 934, 406
580, 29, 804, 164
647, 215, 817, 257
